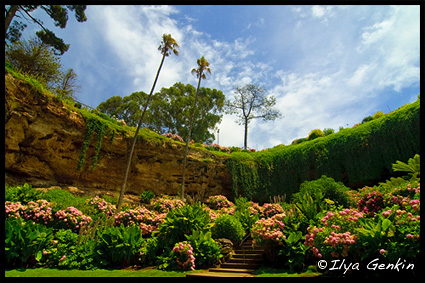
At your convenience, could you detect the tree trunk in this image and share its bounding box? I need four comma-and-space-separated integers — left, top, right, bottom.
181, 74, 203, 201
244, 119, 249, 149
5, 5, 19, 34
116, 53, 166, 212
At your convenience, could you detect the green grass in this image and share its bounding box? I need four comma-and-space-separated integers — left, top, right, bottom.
5, 267, 209, 277
252, 266, 322, 277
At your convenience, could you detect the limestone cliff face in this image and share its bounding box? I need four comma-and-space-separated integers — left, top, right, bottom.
5, 74, 232, 198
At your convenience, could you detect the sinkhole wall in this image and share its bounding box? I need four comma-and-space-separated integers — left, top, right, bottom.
226, 99, 420, 203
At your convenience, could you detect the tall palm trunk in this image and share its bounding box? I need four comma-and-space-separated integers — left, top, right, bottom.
180, 75, 202, 201
116, 53, 166, 212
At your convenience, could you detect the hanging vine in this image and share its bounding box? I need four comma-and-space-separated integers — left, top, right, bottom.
77, 118, 108, 171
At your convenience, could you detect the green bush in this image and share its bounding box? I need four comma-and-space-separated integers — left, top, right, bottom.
307, 129, 325, 141
140, 190, 155, 204
5, 183, 45, 204
5, 217, 54, 268
95, 224, 144, 268
361, 115, 373, 123
293, 175, 351, 208
44, 229, 97, 270
185, 231, 222, 269
155, 202, 212, 248
211, 214, 245, 244
323, 128, 335, 136
373, 111, 385, 120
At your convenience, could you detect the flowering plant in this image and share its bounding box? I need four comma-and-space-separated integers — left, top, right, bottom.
205, 195, 234, 210
161, 133, 184, 142
86, 196, 116, 217
261, 203, 284, 218
171, 241, 196, 271
151, 195, 184, 213
54, 207, 92, 231
113, 206, 166, 235
252, 213, 286, 245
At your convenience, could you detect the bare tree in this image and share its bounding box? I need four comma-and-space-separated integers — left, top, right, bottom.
225, 84, 282, 149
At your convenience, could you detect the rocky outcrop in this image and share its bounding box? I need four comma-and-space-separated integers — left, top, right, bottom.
5, 74, 232, 199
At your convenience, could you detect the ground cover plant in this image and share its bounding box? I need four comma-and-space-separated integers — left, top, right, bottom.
4, 154, 420, 277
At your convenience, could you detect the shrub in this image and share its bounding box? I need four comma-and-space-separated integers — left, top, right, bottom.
323, 128, 335, 136
140, 190, 155, 204
155, 202, 212, 248
95, 224, 144, 268
53, 206, 92, 232
171, 241, 196, 270
205, 195, 234, 210
373, 111, 385, 119
293, 175, 351, 208
361, 115, 373, 123
307, 129, 325, 141
151, 195, 184, 213
252, 213, 286, 245
185, 230, 222, 269
5, 217, 54, 268
211, 214, 245, 243
5, 183, 45, 204
44, 229, 97, 270
261, 203, 284, 218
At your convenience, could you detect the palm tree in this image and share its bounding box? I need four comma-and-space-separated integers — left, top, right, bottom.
180, 56, 211, 201
116, 34, 179, 212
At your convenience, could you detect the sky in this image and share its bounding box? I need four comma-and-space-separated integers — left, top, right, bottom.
20, 5, 420, 150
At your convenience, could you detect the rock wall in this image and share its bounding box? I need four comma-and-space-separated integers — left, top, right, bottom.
5, 74, 232, 199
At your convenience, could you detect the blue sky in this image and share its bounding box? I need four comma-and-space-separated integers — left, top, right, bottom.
21, 5, 420, 150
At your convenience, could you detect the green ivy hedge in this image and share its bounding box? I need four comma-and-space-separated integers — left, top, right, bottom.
227, 99, 420, 202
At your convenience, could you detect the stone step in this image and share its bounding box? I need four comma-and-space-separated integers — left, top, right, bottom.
220, 262, 260, 269
232, 253, 262, 259
209, 267, 255, 273
186, 270, 254, 277
234, 249, 264, 254
226, 257, 261, 264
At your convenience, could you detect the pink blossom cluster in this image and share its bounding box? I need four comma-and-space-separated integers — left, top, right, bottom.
113, 206, 166, 235
324, 231, 356, 248
357, 190, 384, 215
320, 209, 363, 227
172, 241, 196, 271
304, 227, 323, 258
161, 133, 184, 142
152, 196, 185, 213
406, 233, 420, 240
392, 209, 420, 225
261, 203, 284, 218
252, 213, 286, 244
54, 207, 92, 231
207, 144, 230, 153
86, 196, 116, 217
5, 200, 53, 225
205, 195, 234, 210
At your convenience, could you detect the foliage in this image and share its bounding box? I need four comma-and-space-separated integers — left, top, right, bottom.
170, 241, 196, 270
43, 229, 96, 270
205, 195, 234, 210
392, 153, 420, 180
373, 111, 385, 120
211, 214, 245, 243
5, 217, 54, 268
5, 5, 87, 55
307, 129, 325, 141
184, 231, 222, 269
293, 175, 351, 208
323, 128, 335, 136
95, 224, 144, 268
5, 183, 45, 204
227, 99, 420, 202
140, 190, 156, 204
154, 203, 213, 248
151, 195, 185, 213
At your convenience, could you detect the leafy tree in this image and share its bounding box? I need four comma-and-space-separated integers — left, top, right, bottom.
56, 68, 80, 100
5, 5, 87, 55
225, 84, 282, 149
97, 96, 124, 120
117, 34, 179, 212
5, 37, 80, 99
181, 56, 211, 201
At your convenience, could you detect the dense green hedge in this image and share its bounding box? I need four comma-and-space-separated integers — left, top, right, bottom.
226, 99, 420, 202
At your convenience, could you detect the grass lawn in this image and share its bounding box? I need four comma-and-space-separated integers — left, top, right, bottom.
5, 266, 209, 277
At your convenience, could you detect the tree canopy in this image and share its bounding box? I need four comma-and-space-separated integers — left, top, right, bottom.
5, 5, 87, 55
97, 82, 225, 143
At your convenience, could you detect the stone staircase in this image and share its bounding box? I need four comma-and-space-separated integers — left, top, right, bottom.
186, 235, 264, 277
